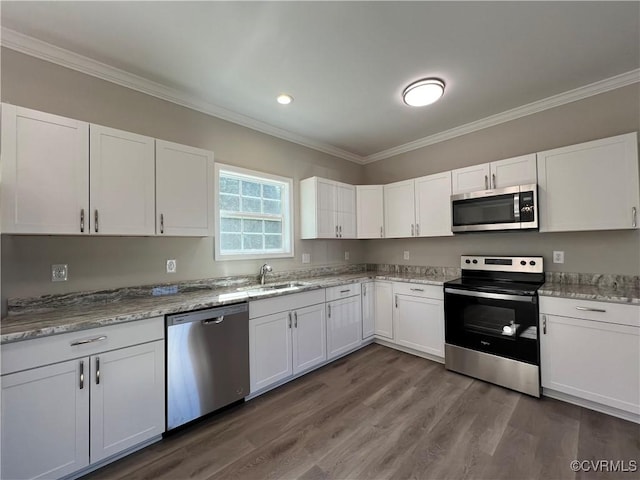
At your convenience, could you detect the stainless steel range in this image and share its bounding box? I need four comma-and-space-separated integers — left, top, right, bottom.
444, 255, 544, 397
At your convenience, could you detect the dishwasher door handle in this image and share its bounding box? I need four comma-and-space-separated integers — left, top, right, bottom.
202, 316, 224, 325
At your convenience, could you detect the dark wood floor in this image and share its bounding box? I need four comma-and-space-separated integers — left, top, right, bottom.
85, 344, 640, 480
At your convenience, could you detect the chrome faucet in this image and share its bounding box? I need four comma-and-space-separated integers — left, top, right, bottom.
259, 264, 273, 285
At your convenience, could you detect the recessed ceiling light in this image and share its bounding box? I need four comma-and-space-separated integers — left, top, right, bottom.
402, 78, 445, 107
277, 94, 293, 105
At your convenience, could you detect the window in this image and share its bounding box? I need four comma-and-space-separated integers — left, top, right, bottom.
215, 164, 293, 260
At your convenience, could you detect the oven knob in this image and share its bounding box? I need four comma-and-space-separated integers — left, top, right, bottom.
465, 259, 471, 264
530, 261, 536, 266
472, 259, 478, 264
520, 260, 526, 266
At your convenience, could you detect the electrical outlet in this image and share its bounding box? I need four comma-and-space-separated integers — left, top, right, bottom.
553, 251, 565, 264
51, 264, 68, 282
302, 253, 311, 264
403, 251, 410, 260
344, 251, 350, 260
166, 259, 177, 273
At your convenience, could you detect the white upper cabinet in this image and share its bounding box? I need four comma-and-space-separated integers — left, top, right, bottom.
1, 104, 89, 234
490, 154, 537, 189
537, 132, 639, 232
414, 171, 453, 237
300, 176, 356, 239
356, 185, 384, 238
90, 125, 156, 235
383, 179, 415, 238
156, 140, 214, 236
452, 154, 537, 194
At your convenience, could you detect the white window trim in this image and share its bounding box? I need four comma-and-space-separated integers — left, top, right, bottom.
214, 163, 294, 261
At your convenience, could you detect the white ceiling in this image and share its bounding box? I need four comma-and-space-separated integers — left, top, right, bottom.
1, 1, 639, 163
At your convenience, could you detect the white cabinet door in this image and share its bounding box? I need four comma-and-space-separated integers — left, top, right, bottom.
414, 171, 453, 237
156, 140, 214, 236
451, 163, 491, 194
250, 312, 293, 393
1, 104, 89, 234
337, 183, 356, 239
89, 125, 156, 235
537, 133, 639, 232
394, 294, 444, 357
326, 296, 362, 360
361, 281, 375, 339
90, 341, 165, 463
490, 153, 537, 189
292, 303, 327, 374
541, 314, 640, 414
374, 281, 394, 339
383, 179, 415, 238
1, 358, 89, 480
356, 185, 384, 239
300, 177, 337, 239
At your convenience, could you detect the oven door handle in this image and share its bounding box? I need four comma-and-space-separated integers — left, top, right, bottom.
444, 287, 535, 303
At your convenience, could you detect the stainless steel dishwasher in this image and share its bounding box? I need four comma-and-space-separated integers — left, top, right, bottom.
166, 302, 249, 431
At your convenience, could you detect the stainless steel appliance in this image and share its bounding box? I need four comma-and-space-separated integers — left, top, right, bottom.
166, 302, 249, 431
444, 255, 544, 397
451, 184, 537, 232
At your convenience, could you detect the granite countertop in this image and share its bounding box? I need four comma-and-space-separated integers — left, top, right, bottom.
538, 283, 640, 305
0, 272, 456, 345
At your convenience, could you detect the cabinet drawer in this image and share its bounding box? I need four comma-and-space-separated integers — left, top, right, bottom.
393, 282, 443, 300
1, 317, 164, 376
326, 283, 361, 302
539, 296, 639, 327
250, 289, 326, 319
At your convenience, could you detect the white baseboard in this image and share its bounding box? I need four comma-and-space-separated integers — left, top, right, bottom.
373, 337, 445, 364
543, 388, 640, 424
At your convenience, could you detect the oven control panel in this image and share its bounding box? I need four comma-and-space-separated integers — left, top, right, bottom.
460, 255, 543, 273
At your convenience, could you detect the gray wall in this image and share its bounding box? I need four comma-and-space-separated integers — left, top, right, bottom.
363, 84, 640, 274
0, 49, 366, 311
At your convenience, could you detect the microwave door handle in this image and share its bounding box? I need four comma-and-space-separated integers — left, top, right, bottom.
514, 194, 520, 221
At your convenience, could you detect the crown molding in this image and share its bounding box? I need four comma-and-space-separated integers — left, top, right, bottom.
0, 27, 366, 164
364, 68, 640, 163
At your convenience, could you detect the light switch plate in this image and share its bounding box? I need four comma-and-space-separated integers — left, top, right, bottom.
553, 251, 565, 264
302, 253, 310, 264
403, 251, 410, 260
52, 264, 68, 282
166, 259, 177, 273
344, 251, 350, 260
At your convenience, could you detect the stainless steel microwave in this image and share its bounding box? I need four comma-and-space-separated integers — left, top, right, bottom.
451, 184, 538, 233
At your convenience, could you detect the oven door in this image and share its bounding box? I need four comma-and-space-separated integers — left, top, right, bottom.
444, 287, 539, 365
451, 187, 520, 232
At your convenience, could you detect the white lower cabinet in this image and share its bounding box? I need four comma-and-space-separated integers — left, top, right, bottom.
0, 318, 165, 480
1, 359, 90, 480
326, 295, 362, 360
540, 297, 640, 418
361, 281, 375, 339
249, 290, 326, 394
394, 294, 444, 357
374, 281, 394, 339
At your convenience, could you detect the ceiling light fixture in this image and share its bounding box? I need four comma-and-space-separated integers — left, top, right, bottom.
402, 78, 445, 107
277, 94, 293, 105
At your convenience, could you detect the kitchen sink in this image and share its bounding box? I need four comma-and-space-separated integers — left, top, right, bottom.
238, 282, 309, 294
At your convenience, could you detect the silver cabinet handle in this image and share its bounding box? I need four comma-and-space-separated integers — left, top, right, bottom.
395, 295, 398, 308
96, 356, 100, 385
79, 360, 85, 390
576, 306, 606, 313
160, 213, 164, 234
328, 305, 331, 318
335, 225, 339, 238
339, 225, 343, 237
288, 312, 292, 328
542, 315, 547, 335
492, 173, 496, 189
484, 175, 488, 190
80, 209, 85, 233
94, 209, 99, 233
340, 289, 351, 294
380, 226, 383, 237
410, 288, 424, 292
363, 284, 366, 297
416, 224, 420, 236
633, 207, 637, 228
70, 335, 107, 346
411, 224, 414, 236
294, 311, 298, 328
